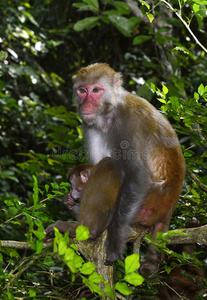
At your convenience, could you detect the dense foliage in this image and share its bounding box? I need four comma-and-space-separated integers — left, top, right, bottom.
0, 0, 206, 299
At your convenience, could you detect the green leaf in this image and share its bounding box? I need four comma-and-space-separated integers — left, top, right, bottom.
114, 1, 130, 15
0, 51, 8, 60
32, 175, 39, 210
182, 251, 192, 259
160, 230, 187, 238
29, 289, 36, 297
194, 92, 199, 100
138, 0, 150, 10
43, 256, 55, 267
47, 194, 54, 199
76, 225, 90, 240
73, 0, 99, 14
115, 282, 133, 295
58, 240, 68, 256
71, 252, 84, 271
170, 96, 180, 109
184, 150, 195, 157
89, 271, 104, 283
45, 184, 50, 193
125, 254, 140, 273
193, 3, 200, 12
162, 84, 169, 95
35, 239, 43, 254
165, 265, 172, 274
108, 15, 134, 37
192, 0, 207, 4
105, 284, 116, 299
146, 13, 154, 23
83, 277, 103, 295
80, 262, 96, 275
124, 272, 144, 286
173, 46, 189, 55
133, 35, 151, 45
198, 83, 204, 96
24, 212, 33, 230
74, 17, 100, 31
157, 98, 166, 104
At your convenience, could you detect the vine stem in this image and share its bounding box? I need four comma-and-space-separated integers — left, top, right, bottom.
161, 0, 207, 53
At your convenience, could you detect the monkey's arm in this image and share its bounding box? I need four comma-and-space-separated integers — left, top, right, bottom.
43, 220, 77, 242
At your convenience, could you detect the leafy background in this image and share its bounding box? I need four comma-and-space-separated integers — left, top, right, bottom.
0, 0, 206, 299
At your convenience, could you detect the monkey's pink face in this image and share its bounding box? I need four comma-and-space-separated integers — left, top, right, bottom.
76, 84, 104, 119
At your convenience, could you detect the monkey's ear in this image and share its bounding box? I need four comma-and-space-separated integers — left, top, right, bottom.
114, 73, 123, 88
72, 75, 77, 82
80, 171, 89, 183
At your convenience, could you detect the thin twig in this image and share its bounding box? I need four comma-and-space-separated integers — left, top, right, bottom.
186, 166, 207, 192
161, 0, 207, 53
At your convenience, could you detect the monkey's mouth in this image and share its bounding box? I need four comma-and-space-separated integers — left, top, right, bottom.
82, 112, 97, 119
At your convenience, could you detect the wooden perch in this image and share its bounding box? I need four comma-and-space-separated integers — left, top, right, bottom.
1, 223, 207, 251
1, 224, 206, 299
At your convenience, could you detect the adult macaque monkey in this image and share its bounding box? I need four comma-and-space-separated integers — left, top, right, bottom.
72, 63, 185, 267
44, 157, 121, 241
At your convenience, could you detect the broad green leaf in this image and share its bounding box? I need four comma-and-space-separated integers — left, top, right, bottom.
71, 253, 84, 271
83, 277, 103, 295
170, 96, 180, 109
43, 256, 55, 267
160, 230, 187, 238
74, 17, 100, 31
73, 0, 99, 13
184, 150, 195, 157
162, 84, 169, 95
29, 289, 36, 297
35, 239, 43, 254
58, 240, 68, 256
47, 194, 54, 199
198, 83, 204, 96
109, 15, 133, 37
115, 1, 130, 15
124, 272, 144, 286
105, 285, 116, 299
192, 0, 207, 4
80, 262, 96, 275
133, 35, 151, 45
182, 251, 192, 259
89, 271, 104, 283
125, 254, 140, 273
193, 3, 200, 12
115, 282, 133, 295
76, 225, 89, 240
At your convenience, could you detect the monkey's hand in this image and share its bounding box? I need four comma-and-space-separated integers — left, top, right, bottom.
43, 220, 71, 242
63, 194, 75, 210
43, 220, 77, 242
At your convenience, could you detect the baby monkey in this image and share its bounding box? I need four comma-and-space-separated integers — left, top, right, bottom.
63, 163, 93, 216
44, 157, 121, 241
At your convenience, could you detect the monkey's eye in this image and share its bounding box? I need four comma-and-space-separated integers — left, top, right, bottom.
78, 87, 87, 94
93, 87, 100, 93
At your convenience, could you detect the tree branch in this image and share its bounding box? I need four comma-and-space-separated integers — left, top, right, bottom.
186, 166, 207, 192
1, 223, 207, 250
161, 0, 207, 53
